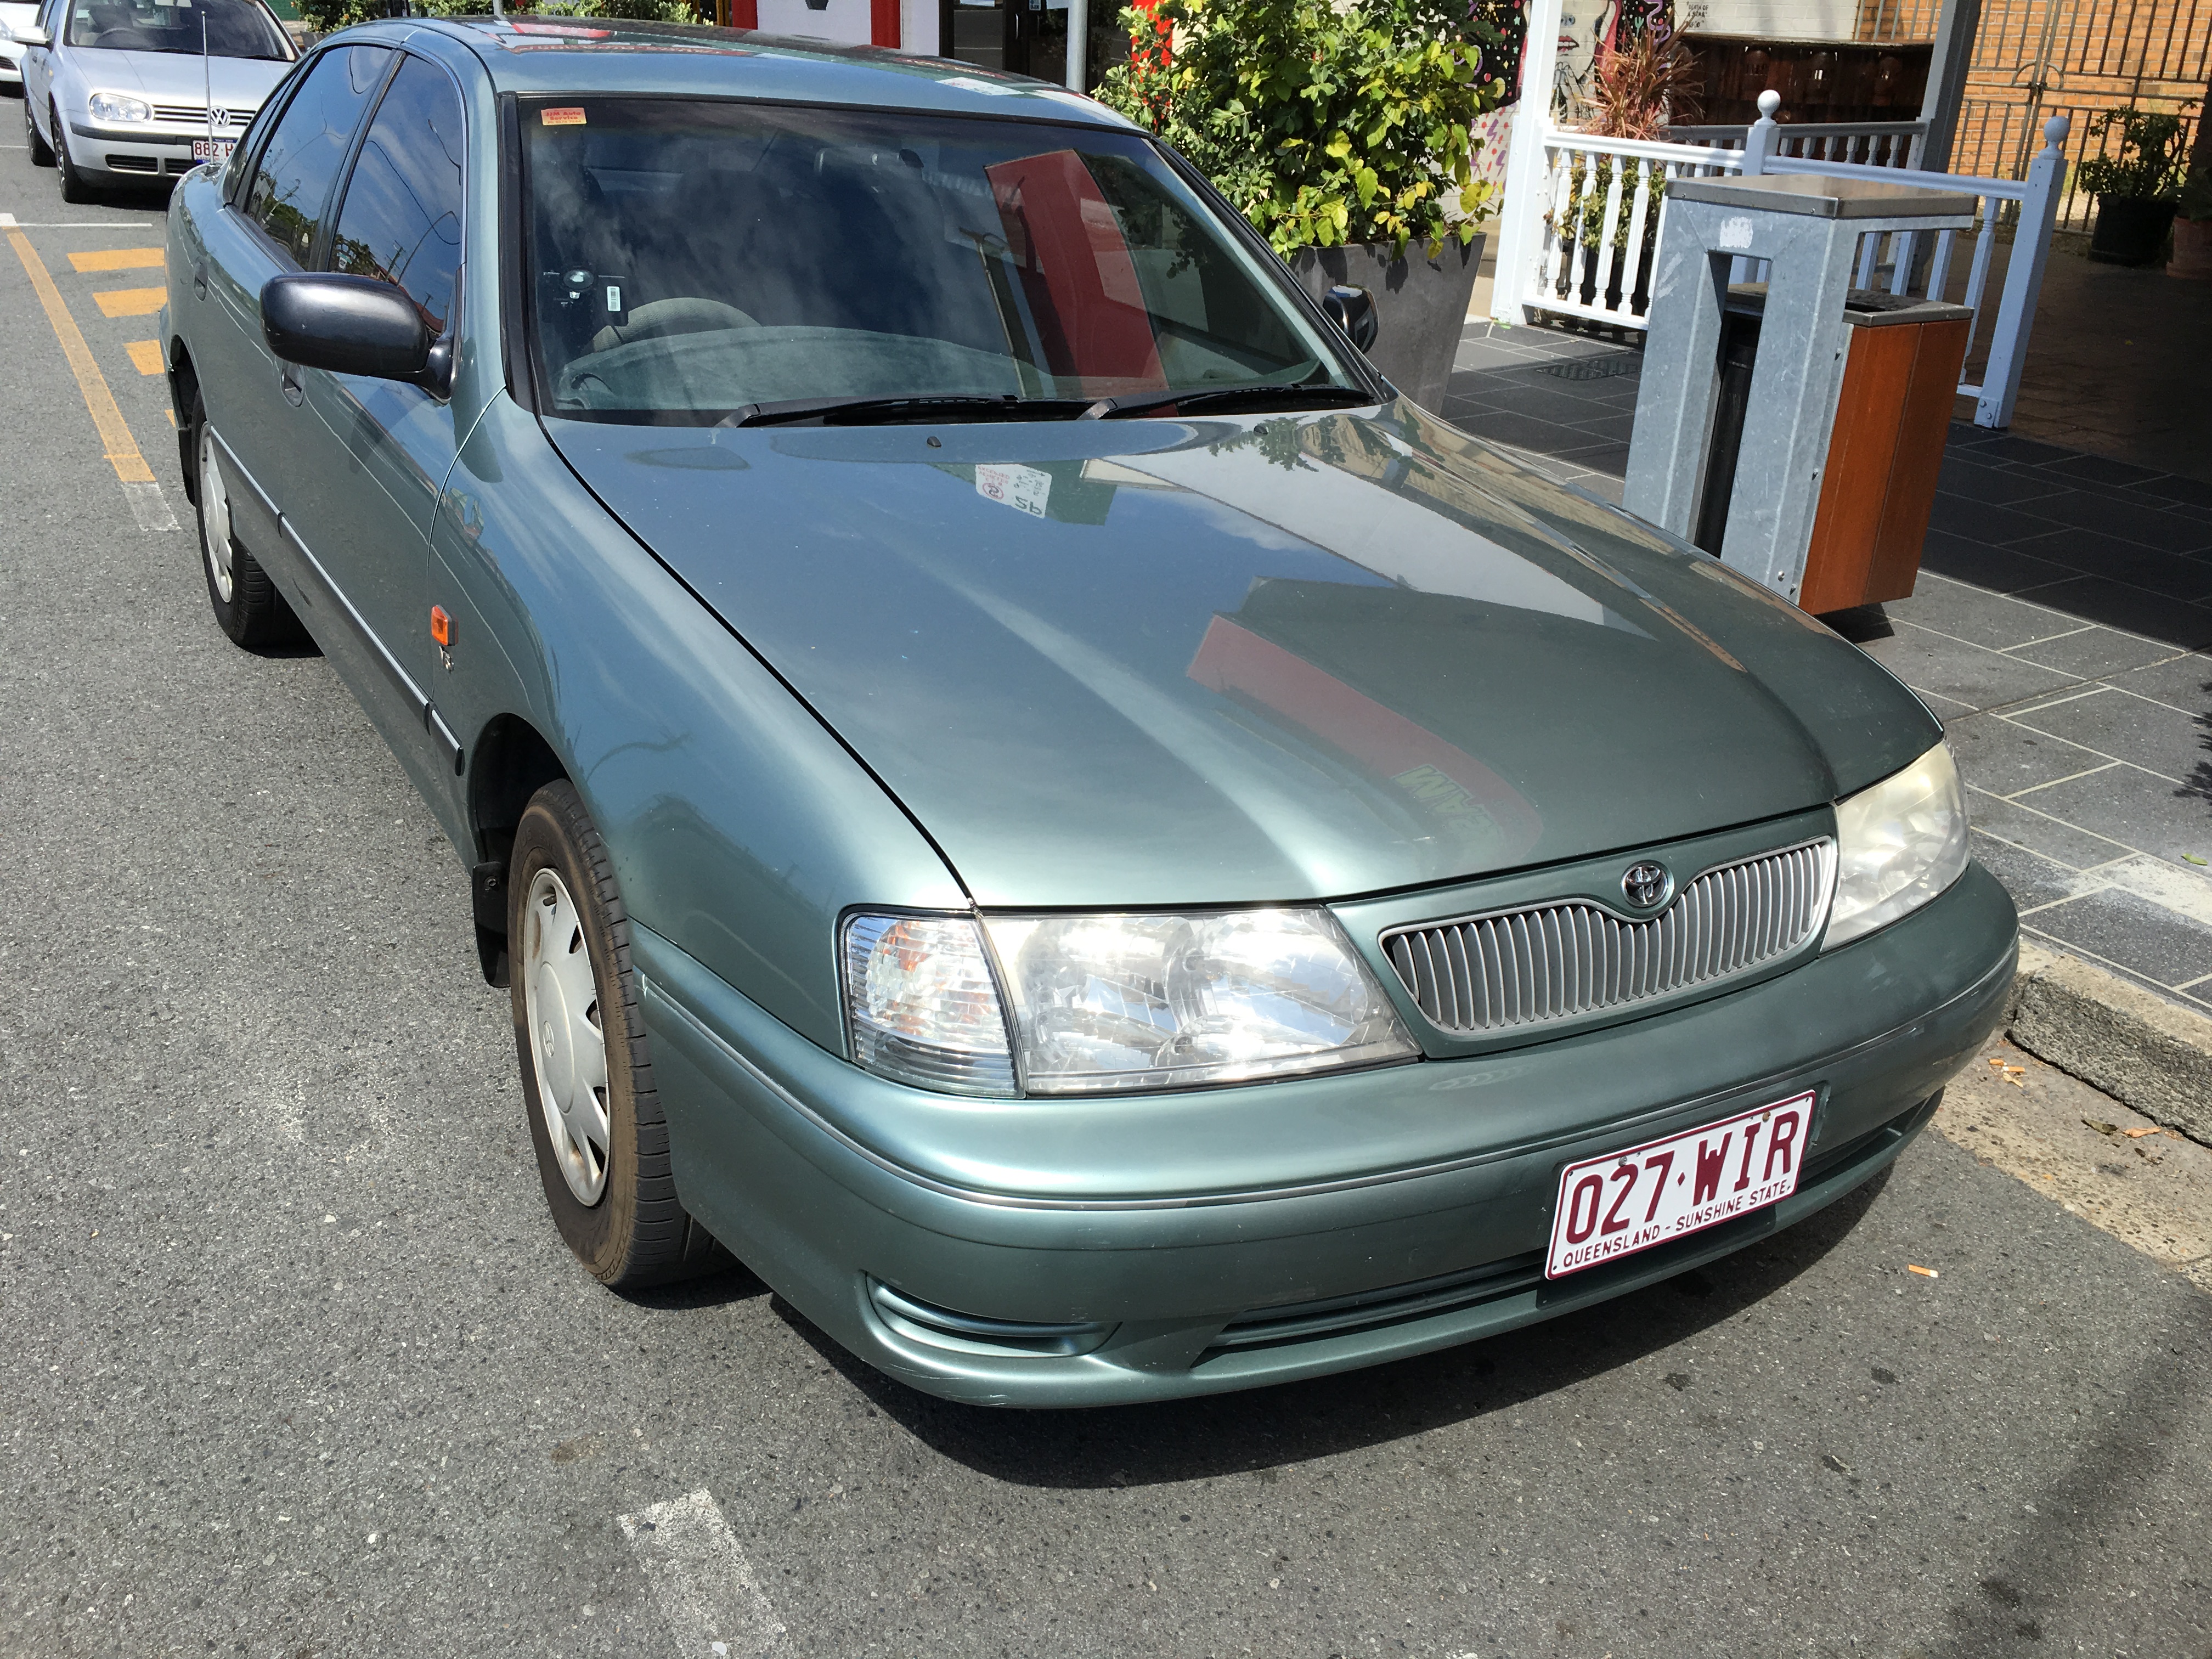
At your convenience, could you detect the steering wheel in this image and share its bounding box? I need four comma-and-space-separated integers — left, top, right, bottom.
591, 298, 759, 354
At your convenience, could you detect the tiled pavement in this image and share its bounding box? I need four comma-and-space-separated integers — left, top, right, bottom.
1446, 319, 2212, 1018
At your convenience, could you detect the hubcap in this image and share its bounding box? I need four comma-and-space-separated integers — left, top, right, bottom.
521, 867, 611, 1206
198, 424, 235, 603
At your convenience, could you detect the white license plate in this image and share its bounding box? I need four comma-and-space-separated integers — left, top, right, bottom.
192, 138, 235, 162
1545, 1091, 1815, 1279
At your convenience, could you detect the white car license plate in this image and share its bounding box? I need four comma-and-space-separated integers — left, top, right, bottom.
192, 138, 235, 162
1546, 1091, 1815, 1279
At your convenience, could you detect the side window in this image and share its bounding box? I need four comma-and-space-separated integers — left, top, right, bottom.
243, 43, 391, 267
328, 56, 465, 336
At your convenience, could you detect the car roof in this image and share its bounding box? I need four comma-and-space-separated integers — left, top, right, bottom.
341, 16, 1135, 128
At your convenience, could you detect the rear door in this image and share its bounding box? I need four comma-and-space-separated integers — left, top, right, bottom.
191, 39, 392, 554
283, 48, 473, 794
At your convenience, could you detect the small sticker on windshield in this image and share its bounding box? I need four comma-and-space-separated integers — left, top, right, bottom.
976, 462, 1051, 519
540, 107, 588, 126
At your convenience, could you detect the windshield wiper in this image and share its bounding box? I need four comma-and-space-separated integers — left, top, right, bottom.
719, 394, 1090, 428
1080, 383, 1379, 421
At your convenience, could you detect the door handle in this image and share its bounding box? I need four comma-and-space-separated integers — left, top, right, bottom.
280, 365, 303, 407
193, 262, 207, 298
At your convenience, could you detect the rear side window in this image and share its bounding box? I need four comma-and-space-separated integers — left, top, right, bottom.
328, 57, 465, 336
243, 43, 390, 266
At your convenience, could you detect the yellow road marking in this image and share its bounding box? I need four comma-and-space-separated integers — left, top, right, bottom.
95, 286, 166, 318
125, 339, 165, 376
5, 227, 158, 485
69, 247, 165, 273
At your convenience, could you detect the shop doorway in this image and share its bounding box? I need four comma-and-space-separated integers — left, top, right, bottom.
942, 0, 1069, 82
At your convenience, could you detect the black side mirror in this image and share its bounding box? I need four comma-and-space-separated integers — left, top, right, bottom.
262, 274, 430, 383
1323, 284, 1379, 352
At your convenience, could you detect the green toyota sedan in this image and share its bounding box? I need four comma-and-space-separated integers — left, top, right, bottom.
161, 17, 2015, 1407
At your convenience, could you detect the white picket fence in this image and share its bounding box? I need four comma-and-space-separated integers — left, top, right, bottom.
1489, 67, 2070, 427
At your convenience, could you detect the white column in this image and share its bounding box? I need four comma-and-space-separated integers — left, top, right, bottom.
1487, 0, 1564, 325
1917, 0, 1983, 173
1066, 0, 1087, 89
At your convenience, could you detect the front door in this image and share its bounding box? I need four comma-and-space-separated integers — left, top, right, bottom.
941, 0, 1067, 84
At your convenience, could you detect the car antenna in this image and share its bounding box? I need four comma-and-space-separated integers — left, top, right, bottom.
202, 6, 213, 156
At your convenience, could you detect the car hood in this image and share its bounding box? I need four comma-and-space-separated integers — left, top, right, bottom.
546, 401, 1939, 907
68, 48, 292, 106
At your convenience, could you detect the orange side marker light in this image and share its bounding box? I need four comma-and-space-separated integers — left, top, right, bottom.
430, 606, 452, 647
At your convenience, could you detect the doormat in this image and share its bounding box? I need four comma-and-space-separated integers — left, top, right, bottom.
1538, 356, 1640, 382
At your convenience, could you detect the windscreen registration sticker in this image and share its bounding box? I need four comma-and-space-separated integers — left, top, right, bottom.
1545, 1091, 1814, 1279
976, 462, 1051, 519
540, 107, 588, 126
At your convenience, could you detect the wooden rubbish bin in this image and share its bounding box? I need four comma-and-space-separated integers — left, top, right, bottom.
1694, 287, 1972, 615
1797, 292, 1974, 613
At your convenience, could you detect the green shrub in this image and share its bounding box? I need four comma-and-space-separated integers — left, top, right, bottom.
1093, 0, 1506, 259
2072, 107, 2191, 203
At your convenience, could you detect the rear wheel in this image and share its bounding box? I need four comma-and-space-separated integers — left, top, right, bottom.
511, 780, 724, 1289
53, 103, 95, 202
189, 393, 302, 648
25, 93, 52, 166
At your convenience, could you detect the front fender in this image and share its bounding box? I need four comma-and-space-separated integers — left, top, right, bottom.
429, 393, 966, 1054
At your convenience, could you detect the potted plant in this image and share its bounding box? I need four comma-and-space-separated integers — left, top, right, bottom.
2076, 106, 2190, 266
1554, 31, 1699, 316
1097, 0, 1506, 411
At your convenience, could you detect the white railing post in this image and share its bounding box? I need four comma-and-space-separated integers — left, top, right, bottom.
1726, 89, 1781, 283
1489, 0, 1565, 324
1976, 114, 2069, 428
1742, 89, 1780, 176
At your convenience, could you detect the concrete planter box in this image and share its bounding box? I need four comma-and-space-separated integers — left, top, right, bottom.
1289, 234, 1485, 413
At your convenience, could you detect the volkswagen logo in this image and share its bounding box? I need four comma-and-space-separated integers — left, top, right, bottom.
212, 105, 233, 131
1621, 861, 1672, 911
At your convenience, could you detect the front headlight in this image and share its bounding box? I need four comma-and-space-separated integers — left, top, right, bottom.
841, 907, 1417, 1096
89, 92, 151, 123
1822, 741, 1970, 950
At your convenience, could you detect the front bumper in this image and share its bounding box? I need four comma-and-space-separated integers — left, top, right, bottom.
67, 121, 224, 180
633, 862, 2017, 1407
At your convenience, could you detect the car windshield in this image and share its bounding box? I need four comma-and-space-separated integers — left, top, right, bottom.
63, 0, 291, 58
521, 97, 1365, 425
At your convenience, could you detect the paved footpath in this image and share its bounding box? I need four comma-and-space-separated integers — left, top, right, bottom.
3, 145, 2210, 1659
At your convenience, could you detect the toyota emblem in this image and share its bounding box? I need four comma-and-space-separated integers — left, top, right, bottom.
1621, 861, 1672, 910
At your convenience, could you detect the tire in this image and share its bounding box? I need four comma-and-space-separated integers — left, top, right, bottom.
53, 102, 94, 202
510, 780, 725, 1290
188, 391, 303, 648
25, 92, 53, 166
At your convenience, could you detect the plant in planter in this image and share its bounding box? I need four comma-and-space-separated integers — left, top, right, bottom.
1551, 32, 1699, 315
1095, 0, 1507, 410
2075, 106, 2190, 267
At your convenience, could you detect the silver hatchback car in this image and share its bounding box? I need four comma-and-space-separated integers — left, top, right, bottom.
18, 0, 292, 199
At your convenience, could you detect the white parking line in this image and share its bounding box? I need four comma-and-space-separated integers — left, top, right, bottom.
0, 213, 156, 229
617, 1488, 788, 1658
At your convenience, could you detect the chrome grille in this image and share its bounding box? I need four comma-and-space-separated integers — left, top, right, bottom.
1383, 838, 1836, 1035
151, 103, 257, 127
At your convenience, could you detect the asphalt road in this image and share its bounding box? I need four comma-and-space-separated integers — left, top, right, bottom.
2, 131, 2209, 1659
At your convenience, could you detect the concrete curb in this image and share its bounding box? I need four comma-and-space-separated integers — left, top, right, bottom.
2005, 942, 2212, 1147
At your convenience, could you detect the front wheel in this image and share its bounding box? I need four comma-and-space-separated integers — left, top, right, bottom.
53, 103, 94, 202
24, 93, 53, 166
510, 780, 724, 1289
